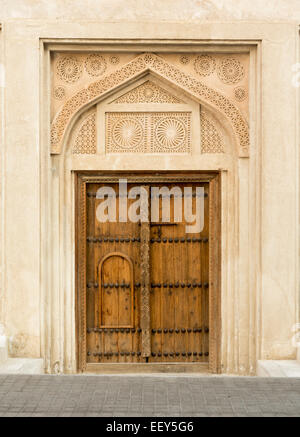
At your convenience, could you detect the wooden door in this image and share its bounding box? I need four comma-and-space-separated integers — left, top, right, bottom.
85, 182, 143, 363
149, 182, 209, 362
77, 173, 220, 371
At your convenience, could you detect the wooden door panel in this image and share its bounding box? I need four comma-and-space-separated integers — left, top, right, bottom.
98, 253, 134, 328
83, 178, 210, 365
149, 182, 209, 362
86, 182, 143, 363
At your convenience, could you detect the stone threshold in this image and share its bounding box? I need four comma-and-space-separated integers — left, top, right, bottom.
0, 358, 44, 374
257, 360, 300, 377
85, 362, 210, 374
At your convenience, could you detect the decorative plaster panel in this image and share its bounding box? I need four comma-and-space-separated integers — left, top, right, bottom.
72, 111, 96, 154
105, 112, 191, 153
159, 53, 249, 117
112, 80, 183, 104
50, 52, 137, 121
200, 111, 225, 154
50, 53, 249, 157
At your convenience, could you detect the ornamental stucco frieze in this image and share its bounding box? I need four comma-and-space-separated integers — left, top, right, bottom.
51, 52, 249, 156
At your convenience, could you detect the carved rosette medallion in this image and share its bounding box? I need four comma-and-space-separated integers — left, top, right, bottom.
217, 58, 245, 85
84, 54, 107, 77
179, 55, 190, 65
109, 55, 120, 65
154, 117, 186, 151
193, 55, 216, 77
234, 86, 247, 102
53, 86, 66, 100
111, 118, 144, 151
56, 56, 82, 83
151, 113, 191, 153
106, 113, 147, 153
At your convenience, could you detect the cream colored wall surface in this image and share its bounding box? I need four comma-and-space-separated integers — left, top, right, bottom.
2, 26, 40, 357
0, 17, 4, 335
0, 0, 300, 21
0, 1, 299, 373
260, 29, 298, 360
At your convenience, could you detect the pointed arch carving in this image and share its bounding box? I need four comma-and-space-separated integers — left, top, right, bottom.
51, 53, 249, 157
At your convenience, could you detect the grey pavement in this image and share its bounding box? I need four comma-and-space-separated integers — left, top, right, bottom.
0, 375, 299, 417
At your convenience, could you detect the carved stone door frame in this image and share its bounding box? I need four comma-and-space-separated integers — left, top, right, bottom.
40, 36, 263, 375
76, 171, 221, 373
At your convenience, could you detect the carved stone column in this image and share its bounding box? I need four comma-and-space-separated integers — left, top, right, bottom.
140, 186, 150, 358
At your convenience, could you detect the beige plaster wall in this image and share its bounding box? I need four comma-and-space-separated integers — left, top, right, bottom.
0, 24, 40, 357
0, 19, 4, 334
0, 1, 299, 373
1, 0, 300, 21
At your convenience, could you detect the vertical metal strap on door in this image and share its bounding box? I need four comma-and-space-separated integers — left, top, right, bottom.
140, 185, 151, 357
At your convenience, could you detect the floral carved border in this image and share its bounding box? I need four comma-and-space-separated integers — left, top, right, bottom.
51, 53, 249, 157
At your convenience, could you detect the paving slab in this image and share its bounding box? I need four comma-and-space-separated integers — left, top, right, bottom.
0, 375, 298, 417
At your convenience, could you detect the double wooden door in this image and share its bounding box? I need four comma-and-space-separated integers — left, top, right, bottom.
77, 173, 220, 371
